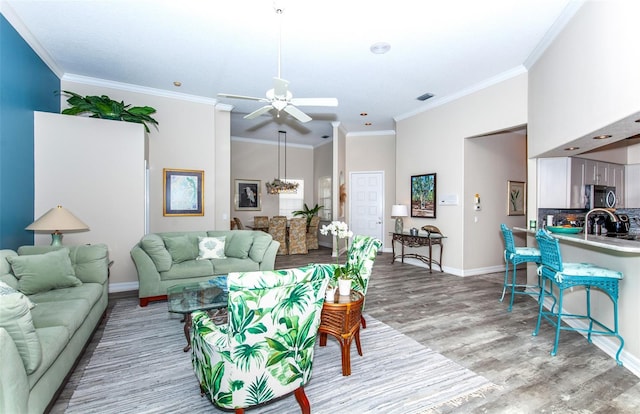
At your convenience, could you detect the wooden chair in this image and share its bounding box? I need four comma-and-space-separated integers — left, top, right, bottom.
233, 217, 244, 230
269, 216, 288, 255
288, 217, 308, 255
306, 216, 320, 250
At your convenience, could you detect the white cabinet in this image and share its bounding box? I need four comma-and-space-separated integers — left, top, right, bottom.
584, 159, 597, 185
610, 163, 624, 207
538, 157, 585, 208
625, 164, 640, 207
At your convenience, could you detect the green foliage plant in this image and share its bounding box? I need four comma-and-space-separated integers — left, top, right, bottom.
292, 203, 324, 226
60, 90, 159, 133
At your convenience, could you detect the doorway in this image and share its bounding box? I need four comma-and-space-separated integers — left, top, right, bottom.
349, 171, 384, 243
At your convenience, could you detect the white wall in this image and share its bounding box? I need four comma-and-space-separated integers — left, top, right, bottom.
230, 138, 314, 226
464, 132, 527, 270
346, 132, 396, 249
60, 79, 221, 235
34, 112, 145, 288
396, 73, 528, 274
528, 1, 640, 157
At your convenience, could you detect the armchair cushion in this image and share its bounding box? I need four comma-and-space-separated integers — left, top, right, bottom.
7, 248, 82, 295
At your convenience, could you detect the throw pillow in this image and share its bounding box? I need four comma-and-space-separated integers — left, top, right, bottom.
140, 234, 173, 272
225, 231, 253, 259
0, 280, 35, 309
0, 289, 42, 374
197, 236, 227, 260
163, 235, 199, 264
7, 248, 82, 295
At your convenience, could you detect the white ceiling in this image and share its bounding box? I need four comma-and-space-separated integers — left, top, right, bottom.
3, 0, 581, 146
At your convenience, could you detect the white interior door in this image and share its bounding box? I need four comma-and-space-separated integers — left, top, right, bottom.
349, 171, 384, 242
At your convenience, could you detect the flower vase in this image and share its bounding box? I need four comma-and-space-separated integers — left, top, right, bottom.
338, 279, 351, 296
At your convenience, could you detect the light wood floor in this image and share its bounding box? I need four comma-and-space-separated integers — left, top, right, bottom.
53, 247, 640, 413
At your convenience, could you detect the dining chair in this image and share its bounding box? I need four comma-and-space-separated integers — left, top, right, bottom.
253, 216, 269, 231
306, 216, 320, 250
532, 229, 624, 365
500, 224, 542, 312
288, 217, 308, 255
269, 216, 288, 255
190, 264, 331, 413
233, 217, 245, 230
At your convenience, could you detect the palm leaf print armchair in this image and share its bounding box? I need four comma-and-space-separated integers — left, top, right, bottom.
345, 235, 382, 328
190, 264, 332, 413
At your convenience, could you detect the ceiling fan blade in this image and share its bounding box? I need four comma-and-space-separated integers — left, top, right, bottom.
289, 97, 339, 107
218, 93, 265, 101
273, 77, 289, 98
283, 105, 312, 123
244, 105, 273, 120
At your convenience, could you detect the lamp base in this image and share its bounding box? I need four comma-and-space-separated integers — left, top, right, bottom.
50, 232, 63, 246
395, 217, 403, 234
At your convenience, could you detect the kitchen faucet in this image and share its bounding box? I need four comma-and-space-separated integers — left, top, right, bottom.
584, 208, 618, 239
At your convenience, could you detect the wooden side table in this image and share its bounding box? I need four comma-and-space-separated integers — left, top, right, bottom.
318, 290, 364, 376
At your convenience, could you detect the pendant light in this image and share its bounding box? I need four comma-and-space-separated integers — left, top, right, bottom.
266, 130, 299, 194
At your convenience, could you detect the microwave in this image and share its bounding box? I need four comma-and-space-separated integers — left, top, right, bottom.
584, 185, 616, 209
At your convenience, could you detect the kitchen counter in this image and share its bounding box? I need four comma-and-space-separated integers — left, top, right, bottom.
514, 227, 640, 254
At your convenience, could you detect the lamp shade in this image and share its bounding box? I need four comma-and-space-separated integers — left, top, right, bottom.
26, 205, 90, 232
391, 204, 408, 217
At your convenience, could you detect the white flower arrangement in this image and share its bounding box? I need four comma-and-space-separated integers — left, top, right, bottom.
320, 221, 354, 280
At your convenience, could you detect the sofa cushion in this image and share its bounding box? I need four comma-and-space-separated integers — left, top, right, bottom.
7, 249, 82, 295
163, 235, 198, 263
27, 326, 68, 388
225, 231, 253, 259
160, 259, 214, 281
140, 234, 173, 272
30, 299, 91, 340
28, 283, 104, 307
0, 290, 42, 374
249, 232, 273, 262
197, 236, 227, 260
211, 257, 260, 275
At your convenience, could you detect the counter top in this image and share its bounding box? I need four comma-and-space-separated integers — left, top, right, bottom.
514, 227, 640, 254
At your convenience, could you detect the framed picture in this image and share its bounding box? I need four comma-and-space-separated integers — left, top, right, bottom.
163, 168, 204, 216
411, 173, 437, 218
507, 180, 526, 216
235, 179, 261, 211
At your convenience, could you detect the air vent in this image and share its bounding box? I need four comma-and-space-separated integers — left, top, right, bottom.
417, 93, 434, 101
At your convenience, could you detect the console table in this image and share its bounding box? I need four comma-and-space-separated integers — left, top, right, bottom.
390, 231, 446, 273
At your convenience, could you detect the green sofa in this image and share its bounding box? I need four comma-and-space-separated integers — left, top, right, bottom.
0, 244, 110, 414
130, 230, 279, 306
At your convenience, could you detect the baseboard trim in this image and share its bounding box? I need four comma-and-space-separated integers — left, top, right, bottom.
109, 281, 138, 293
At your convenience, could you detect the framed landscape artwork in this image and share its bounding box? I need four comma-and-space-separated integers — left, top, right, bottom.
507, 180, 526, 216
163, 168, 204, 216
411, 173, 437, 218
235, 179, 261, 211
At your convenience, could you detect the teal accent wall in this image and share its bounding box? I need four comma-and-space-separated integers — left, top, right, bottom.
0, 14, 60, 249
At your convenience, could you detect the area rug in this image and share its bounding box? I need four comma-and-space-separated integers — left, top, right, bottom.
65, 298, 496, 413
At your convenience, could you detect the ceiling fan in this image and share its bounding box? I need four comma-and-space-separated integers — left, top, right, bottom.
217, 8, 338, 123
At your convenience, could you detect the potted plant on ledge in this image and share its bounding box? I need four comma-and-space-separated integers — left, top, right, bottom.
292, 203, 324, 227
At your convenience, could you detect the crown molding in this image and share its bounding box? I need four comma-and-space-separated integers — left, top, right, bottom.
345, 129, 396, 138
62, 74, 217, 105
231, 136, 314, 149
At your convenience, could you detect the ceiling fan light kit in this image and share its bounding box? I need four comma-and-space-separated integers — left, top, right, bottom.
217, 7, 338, 124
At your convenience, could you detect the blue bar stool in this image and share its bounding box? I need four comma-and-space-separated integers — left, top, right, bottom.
500, 224, 542, 312
532, 229, 624, 365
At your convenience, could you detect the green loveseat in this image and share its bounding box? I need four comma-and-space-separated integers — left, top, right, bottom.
0, 244, 110, 414
130, 230, 279, 306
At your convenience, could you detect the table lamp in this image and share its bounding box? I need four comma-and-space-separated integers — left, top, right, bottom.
391, 204, 408, 234
25, 205, 90, 246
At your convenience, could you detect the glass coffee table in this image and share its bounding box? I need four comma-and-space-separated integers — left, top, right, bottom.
167, 276, 228, 352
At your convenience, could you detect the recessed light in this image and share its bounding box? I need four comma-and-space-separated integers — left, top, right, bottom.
364, 122, 372, 126
321, 135, 330, 139
417, 93, 434, 101
360, 112, 368, 116
564, 146, 580, 151
173, 81, 182, 87
593, 134, 612, 139
370, 42, 391, 54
